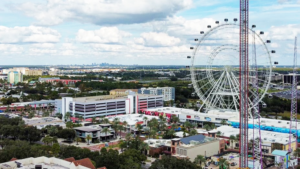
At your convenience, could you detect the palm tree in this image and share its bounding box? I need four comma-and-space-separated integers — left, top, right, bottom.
103, 118, 110, 124
122, 121, 128, 133
220, 119, 227, 125
189, 129, 198, 136
139, 142, 150, 155
170, 115, 179, 123
136, 124, 143, 138
117, 124, 124, 139
86, 135, 92, 145
229, 135, 236, 149
125, 133, 132, 141
92, 117, 96, 124
79, 115, 84, 122
204, 124, 211, 131
194, 155, 206, 167
65, 112, 72, 121
48, 126, 58, 136
218, 158, 229, 169
149, 129, 157, 139
75, 136, 82, 145
101, 127, 110, 142
42, 136, 53, 146
293, 148, 300, 157
143, 116, 148, 126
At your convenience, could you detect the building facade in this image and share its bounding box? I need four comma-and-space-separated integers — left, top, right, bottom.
138, 87, 175, 101
58, 94, 163, 119
25, 69, 43, 76
7, 71, 23, 84
110, 89, 138, 96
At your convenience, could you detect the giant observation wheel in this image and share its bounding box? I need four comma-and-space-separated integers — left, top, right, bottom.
190, 20, 273, 114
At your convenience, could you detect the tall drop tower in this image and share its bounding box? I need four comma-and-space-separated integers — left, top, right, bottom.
239, 0, 249, 168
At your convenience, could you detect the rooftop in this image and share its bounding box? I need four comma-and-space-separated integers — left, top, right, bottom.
0, 157, 91, 169
107, 114, 159, 126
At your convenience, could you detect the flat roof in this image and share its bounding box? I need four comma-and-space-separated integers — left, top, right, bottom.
73, 127, 100, 132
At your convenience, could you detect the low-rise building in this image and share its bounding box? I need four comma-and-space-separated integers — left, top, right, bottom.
74, 124, 115, 142
0, 156, 94, 169
110, 89, 138, 96
25, 69, 43, 76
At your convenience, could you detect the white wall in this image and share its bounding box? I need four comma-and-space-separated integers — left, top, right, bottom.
61, 97, 73, 119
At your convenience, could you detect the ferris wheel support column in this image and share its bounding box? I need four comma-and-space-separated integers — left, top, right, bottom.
239, 0, 249, 168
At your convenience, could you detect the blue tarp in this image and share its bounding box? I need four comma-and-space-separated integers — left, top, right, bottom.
228, 121, 300, 137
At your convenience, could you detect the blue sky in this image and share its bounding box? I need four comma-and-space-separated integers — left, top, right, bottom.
0, 0, 299, 65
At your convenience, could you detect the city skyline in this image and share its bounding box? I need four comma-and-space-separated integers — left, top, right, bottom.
0, 0, 299, 65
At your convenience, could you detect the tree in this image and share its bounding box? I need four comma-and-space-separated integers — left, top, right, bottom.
220, 119, 227, 125
122, 121, 128, 133
66, 121, 74, 129
92, 117, 97, 124
189, 129, 198, 136
65, 112, 72, 121
51, 143, 60, 156
86, 135, 92, 145
218, 158, 229, 169
101, 127, 110, 142
75, 136, 82, 145
42, 136, 53, 145
136, 124, 143, 138
138, 142, 149, 155
194, 155, 206, 167
170, 115, 179, 123
102, 118, 110, 124
48, 126, 58, 136
143, 116, 148, 126
150, 155, 200, 169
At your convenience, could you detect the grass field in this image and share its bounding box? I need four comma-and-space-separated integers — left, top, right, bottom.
267, 111, 300, 119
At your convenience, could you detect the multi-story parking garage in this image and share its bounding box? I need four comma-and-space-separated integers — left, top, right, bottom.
56, 94, 163, 119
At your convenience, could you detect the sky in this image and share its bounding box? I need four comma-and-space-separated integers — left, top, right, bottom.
0, 0, 299, 65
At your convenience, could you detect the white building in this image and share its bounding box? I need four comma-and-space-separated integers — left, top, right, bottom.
57, 94, 163, 119
138, 87, 175, 101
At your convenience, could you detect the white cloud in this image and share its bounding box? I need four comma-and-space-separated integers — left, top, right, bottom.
12, 0, 192, 26
76, 27, 131, 43
0, 26, 61, 43
266, 24, 300, 40
0, 44, 23, 54
138, 32, 181, 47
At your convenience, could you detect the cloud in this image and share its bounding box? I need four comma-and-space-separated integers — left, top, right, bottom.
136, 32, 181, 47
0, 26, 61, 44
12, 0, 192, 26
76, 27, 131, 43
266, 24, 300, 40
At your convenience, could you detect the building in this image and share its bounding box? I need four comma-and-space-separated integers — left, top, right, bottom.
144, 134, 220, 161
57, 94, 163, 119
172, 135, 220, 160
25, 69, 43, 76
0, 74, 7, 80
272, 150, 297, 168
23, 117, 65, 129
138, 87, 175, 101
39, 77, 60, 82
0, 156, 94, 169
74, 124, 115, 142
282, 73, 300, 84
110, 89, 139, 96
7, 71, 23, 84
3, 67, 28, 74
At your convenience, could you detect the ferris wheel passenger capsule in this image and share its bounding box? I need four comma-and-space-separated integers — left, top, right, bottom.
187, 56, 191, 59
215, 21, 219, 24
262, 103, 267, 108
271, 50, 276, 53
200, 31, 204, 34
260, 31, 264, 35
252, 25, 256, 28
207, 25, 211, 28
266, 40, 271, 43
195, 39, 198, 41
190, 47, 194, 50
224, 18, 228, 22
234, 18, 238, 22
274, 61, 278, 65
